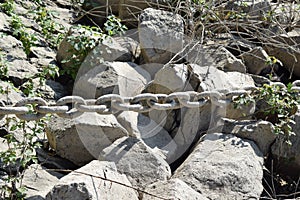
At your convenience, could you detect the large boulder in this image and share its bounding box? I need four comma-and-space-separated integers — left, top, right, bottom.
46, 113, 128, 166
73, 61, 151, 98
139, 8, 184, 64
174, 133, 264, 200
100, 136, 171, 189
143, 178, 209, 200
45, 161, 139, 200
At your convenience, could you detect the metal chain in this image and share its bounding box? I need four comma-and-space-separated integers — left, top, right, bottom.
0, 83, 299, 121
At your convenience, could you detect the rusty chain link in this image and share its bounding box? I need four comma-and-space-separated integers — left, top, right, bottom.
0, 83, 299, 120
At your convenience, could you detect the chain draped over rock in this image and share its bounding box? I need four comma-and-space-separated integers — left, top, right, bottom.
1, 81, 300, 121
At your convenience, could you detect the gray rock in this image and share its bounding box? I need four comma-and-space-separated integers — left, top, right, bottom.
0, 13, 10, 32
143, 178, 209, 200
0, 81, 24, 105
22, 164, 59, 200
116, 111, 177, 164
45, 160, 139, 200
8, 59, 39, 87
100, 136, 171, 189
217, 118, 276, 155
185, 44, 246, 73
271, 109, 300, 178
264, 30, 300, 77
46, 113, 128, 166
174, 133, 264, 200
139, 8, 184, 64
73, 61, 150, 98
0, 35, 27, 60
240, 47, 270, 75
145, 64, 189, 94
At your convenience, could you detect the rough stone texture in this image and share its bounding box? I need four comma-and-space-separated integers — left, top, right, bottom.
45, 161, 139, 200
46, 113, 128, 166
271, 109, 300, 178
0, 35, 27, 60
0, 81, 24, 105
185, 44, 246, 73
145, 64, 189, 94
7, 59, 39, 87
116, 111, 177, 164
217, 118, 276, 155
143, 178, 209, 200
264, 30, 300, 77
0, 12, 10, 32
139, 8, 184, 64
73, 61, 151, 98
57, 35, 140, 71
100, 136, 172, 189
240, 47, 270, 75
22, 164, 59, 200
174, 133, 264, 200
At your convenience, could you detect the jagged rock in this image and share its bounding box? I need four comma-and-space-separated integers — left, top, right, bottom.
145, 64, 189, 94
240, 47, 270, 75
185, 44, 246, 73
45, 160, 139, 200
73, 61, 150, 98
0, 35, 27, 60
264, 30, 300, 77
30, 47, 56, 60
174, 133, 264, 200
57, 31, 138, 70
22, 164, 59, 200
143, 178, 209, 200
0, 81, 24, 105
100, 136, 171, 189
80, 36, 141, 74
8, 59, 39, 87
116, 111, 177, 164
46, 113, 128, 166
139, 63, 164, 79
139, 8, 184, 64
0, 13, 10, 32
217, 118, 276, 155
271, 109, 300, 178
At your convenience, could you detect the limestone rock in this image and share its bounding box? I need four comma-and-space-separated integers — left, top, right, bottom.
174, 133, 264, 200
240, 47, 270, 75
8, 59, 39, 87
45, 160, 139, 200
143, 178, 209, 200
73, 61, 150, 98
271, 109, 300, 178
100, 136, 171, 189
22, 164, 59, 200
0, 81, 24, 105
218, 118, 276, 155
139, 8, 184, 64
185, 44, 246, 73
145, 64, 189, 94
0, 35, 26, 60
46, 113, 128, 166
116, 111, 177, 164
264, 30, 300, 77
0, 13, 10, 32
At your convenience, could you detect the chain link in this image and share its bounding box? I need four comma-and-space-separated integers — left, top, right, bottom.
0, 82, 298, 120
